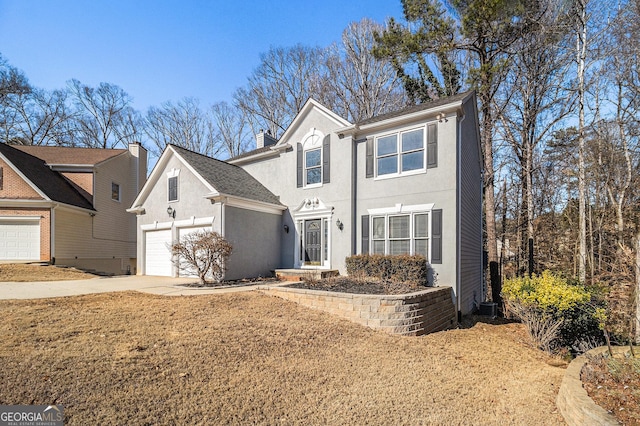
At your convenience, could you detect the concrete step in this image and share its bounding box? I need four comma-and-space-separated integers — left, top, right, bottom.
275, 269, 339, 281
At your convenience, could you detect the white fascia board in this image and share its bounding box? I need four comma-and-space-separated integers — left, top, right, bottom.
126, 206, 146, 215
227, 146, 284, 165
47, 164, 94, 172
0, 152, 50, 200
206, 193, 286, 215
130, 147, 174, 209
276, 98, 351, 146
367, 203, 435, 215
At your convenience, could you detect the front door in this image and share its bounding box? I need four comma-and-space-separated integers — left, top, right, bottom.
304, 219, 322, 265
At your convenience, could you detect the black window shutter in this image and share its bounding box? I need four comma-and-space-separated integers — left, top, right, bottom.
365, 138, 374, 178
296, 143, 303, 187
322, 134, 330, 184
431, 209, 442, 264
427, 123, 438, 169
361, 215, 370, 254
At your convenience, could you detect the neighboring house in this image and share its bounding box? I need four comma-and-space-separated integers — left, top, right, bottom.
0, 143, 147, 275
130, 91, 483, 315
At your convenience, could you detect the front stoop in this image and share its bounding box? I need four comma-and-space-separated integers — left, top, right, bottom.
275, 269, 339, 281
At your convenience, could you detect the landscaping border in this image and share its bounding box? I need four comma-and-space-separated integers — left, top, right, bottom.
260, 285, 457, 336
556, 346, 625, 426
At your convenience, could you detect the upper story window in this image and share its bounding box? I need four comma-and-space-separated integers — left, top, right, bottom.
297, 128, 330, 188
367, 122, 437, 179
305, 148, 322, 185
111, 182, 120, 202
167, 168, 180, 202
168, 176, 178, 202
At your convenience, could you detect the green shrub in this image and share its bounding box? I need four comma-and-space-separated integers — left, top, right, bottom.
345, 254, 429, 286
502, 270, 604, 354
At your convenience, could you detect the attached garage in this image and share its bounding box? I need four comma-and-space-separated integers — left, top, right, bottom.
144, 229, 172, 276
0, 218, 41, 261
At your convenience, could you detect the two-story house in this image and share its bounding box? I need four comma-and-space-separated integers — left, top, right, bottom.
129, 92, 483, 315
0, 143, 146, 275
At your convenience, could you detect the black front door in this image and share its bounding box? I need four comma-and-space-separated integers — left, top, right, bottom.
304, 219, 322, 265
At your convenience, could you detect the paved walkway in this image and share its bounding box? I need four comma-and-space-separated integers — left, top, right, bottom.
0, 275, 280, 300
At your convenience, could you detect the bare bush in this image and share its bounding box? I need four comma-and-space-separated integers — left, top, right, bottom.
171, 231, 232, 284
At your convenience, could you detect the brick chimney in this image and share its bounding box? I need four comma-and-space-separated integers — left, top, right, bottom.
256, 129, 278, 149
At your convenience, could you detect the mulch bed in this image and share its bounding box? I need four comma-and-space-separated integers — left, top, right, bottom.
581, 350, 640, 425
286, 277, 425, 295
179, 276, 279, 288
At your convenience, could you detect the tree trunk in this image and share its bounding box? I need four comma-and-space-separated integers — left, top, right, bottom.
483, 105, 501, 308
632, 230, 640, 344
576, 0, 588, 283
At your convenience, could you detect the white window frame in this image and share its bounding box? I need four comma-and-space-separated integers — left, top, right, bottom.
300, 128, 324, 189
368, 203, 434, 261
375, 125, 427, 179
304, 147, 322, 187
111, 182, 121, 202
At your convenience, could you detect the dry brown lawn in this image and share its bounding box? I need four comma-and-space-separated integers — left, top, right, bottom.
0, 263, 95, 282
0, 291, 566, 425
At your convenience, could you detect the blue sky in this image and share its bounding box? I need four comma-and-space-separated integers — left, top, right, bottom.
0, 0, 403, 112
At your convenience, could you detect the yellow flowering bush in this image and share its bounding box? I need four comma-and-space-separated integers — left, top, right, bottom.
502, 270, 591, 312
502, 270, 604, 354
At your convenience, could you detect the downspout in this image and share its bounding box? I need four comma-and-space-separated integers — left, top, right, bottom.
50, 203, 58, 264
351, 136, 358, 255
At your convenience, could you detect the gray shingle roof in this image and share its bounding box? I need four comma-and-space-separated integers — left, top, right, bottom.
356, 91, 473, 126
170, 145, 282, 206
0, 143, 95, 210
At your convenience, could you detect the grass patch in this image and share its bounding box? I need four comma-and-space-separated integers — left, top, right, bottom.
0, 291, 566, 425
0, 264, 95, 282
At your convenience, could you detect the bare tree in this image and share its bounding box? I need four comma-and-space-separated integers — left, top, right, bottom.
496, 1, 574, 276
6, 88, 70, 145
233, 44, 325, 137
210, 101, 252, 158
171, 230, 233, 284
144, 97, 219, 157
320, 18, 407, 122
68, 79, 135, 148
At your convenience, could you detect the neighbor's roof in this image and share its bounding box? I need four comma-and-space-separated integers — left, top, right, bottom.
356, 91, 474, 126
14, 145, 126, 166
170, 145, 282, 206
0, 143, 95, 210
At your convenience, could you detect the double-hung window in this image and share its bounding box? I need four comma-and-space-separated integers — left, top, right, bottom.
376, 128, 425, 177
370, 212, 429, 258
305, 148, 322, 186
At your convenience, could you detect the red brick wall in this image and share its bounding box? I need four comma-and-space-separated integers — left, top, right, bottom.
0, 159, 43, 199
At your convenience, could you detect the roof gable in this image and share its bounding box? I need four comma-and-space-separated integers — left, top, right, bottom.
276, 98, 351, 146
131, 145, 282, 209
0, 143, 95, 210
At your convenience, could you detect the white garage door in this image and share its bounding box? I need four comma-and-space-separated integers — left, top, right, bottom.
0, 219, 40, 261
144, 229, 172, 276
177, 226, 211, 278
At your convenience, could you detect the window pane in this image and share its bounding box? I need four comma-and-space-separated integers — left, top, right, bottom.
415, 213, 429, 238
372, 217, 385, 239
390, 240, 410, 255
168, 176, 178, 201
389, 215, 409, 238
377, 135, 397, 156
306, 167, 321, 184
305, 149, 321, 167
111, 182, 120, 201
402, 151, 424, 171
402, 129, 423, 152
373, 240, 386, 254
377, 156, 397, 175
415, 239, 428, 257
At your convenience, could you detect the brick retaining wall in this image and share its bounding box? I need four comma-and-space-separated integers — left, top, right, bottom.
260, 285, 457, 336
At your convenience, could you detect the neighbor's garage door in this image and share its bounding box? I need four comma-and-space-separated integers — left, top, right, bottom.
177, 226, 211, 278
144, 229, 172, 276
0, 219, 40, 261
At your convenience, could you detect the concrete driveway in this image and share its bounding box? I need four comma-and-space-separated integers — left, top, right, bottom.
0, 275, 268, 300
